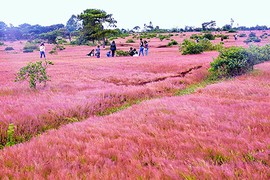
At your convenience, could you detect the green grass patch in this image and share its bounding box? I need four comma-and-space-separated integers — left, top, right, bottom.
96, 99, 146, 116
174, 78, 219, 96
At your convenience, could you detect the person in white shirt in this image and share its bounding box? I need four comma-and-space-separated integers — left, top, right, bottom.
40, 42, 46, 59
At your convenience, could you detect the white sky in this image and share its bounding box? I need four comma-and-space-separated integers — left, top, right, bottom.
0, 0, 269, 29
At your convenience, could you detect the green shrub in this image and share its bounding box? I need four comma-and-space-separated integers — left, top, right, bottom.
180, 39, 224, 55
167, 40, 178, 46
15, 61, 54, 89
215, 34, 229, 39
5, 123, 15, 147
49, 45, 65, 54
244, 37, 261, 44
247, 44, 270, 65
5, 47, 14, 51
260, 33, 268, 39
180, 39, 204, 55
190, 34, 203, 40
239, 33, 247, 37
139, 33, 157, 39
203, 33, 215, 40
126, 39, 135, 43
116, 50, 129, 57
209, 46, 253, 79
159, 34, 170, 41
227, 29, 238, 33
0, 41, 4, 46
23, 49, 34, 53
249, 32, 256, 38
22, 42, 38, 53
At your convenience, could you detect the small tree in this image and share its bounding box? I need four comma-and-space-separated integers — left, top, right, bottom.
15, 61, 54, 89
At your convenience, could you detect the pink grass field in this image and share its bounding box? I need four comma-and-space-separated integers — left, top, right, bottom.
0, 31, 270, 178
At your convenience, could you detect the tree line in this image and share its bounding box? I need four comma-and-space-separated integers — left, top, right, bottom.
0, 9, 270, 44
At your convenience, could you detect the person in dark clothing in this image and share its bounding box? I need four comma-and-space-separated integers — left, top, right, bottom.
110, 41, 117, 57
129, 47, 135, 56
139, 38, 144, 56
87, 49, 95, 56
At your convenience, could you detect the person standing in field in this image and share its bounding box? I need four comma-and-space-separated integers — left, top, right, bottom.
95, 45, 101, 58
39, 42, 46, 59
110, 41, 116, 57
139, 38, 144, 56
144, 40, 149, 56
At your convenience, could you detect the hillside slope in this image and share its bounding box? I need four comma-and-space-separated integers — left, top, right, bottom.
0, 61, 269, 179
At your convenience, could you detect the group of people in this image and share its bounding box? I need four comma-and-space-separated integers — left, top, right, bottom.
87, 38, 149, 58
138, 38, 149, 56
128, 38, 149, 57
87, 41, 117, 58
39, 39, 149, 59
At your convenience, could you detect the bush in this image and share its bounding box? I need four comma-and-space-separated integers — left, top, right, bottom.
23, 42, 38, 53
244, 37, 261, 44
0, 41, 4, 46
49, 45, 65, 54
227, 29, 238, 33
239, 33, 247, 37
180, 39, 204, 55
116, 50, 129, 57
167, 40, 178, 46
139, 33, 157, 39
209, 46, 253, 79
180, 39, 223, 55
126, 39, 135, 43
23, 49, 34, 53
249, 32, 256, 38
159, 34, 171, 41
215, 34, 229, 39
203, 33, 215, 40
247, 44, 270, 65
15, 61, 54, 89
260, 33, 268, 39
5, 47, 14, 51
190, 34, 203, 40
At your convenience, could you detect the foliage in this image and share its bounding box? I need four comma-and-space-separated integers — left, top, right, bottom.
5, 123, 15, 147
49, 44, 65, 54
215, 34, 229, 39
180, 39, 223, 55
15, 61, 54, 89
39, 28, 67, 44
244, 32, 261, 44
190, 34, 203, 39
209, 46, 253, 79
247, 44, 270, 65
159, 34, 171, 41
167, 39, 178, 46
126, 39, 135, 43
203, 33, 215, 40
5, 46, 14, 51
77, 9, 117, 45
260, 33, 268, 39
227, 29, 238, 33
249, 32, 256, 38
23, 41, 38, 53
239, 33, 247, 37
180, 39, 204, 55
202, 20, 216, 31
139, 33, 157, 39
116, 50, 129, 57
0, 41, 4, 45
